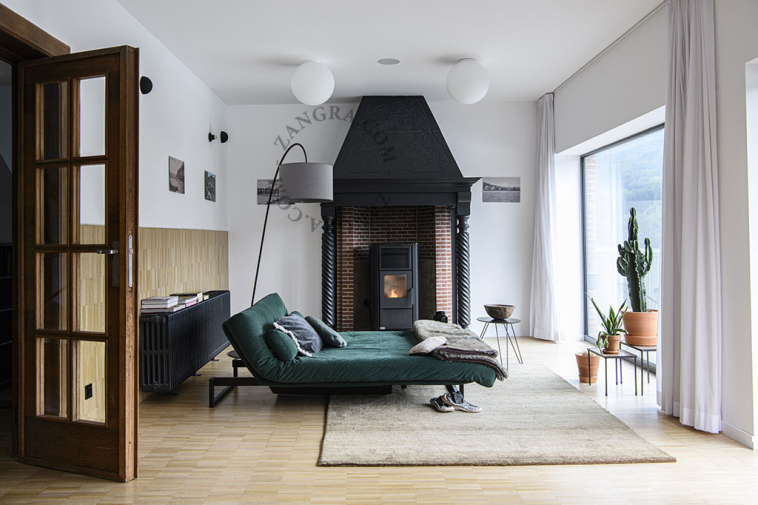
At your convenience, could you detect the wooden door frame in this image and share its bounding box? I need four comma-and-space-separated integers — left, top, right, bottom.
0, 2, 71, 461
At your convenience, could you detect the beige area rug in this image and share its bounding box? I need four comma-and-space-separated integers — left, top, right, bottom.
319, 361, 675, 466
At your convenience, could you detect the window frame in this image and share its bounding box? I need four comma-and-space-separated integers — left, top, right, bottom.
580, 123, 665, 341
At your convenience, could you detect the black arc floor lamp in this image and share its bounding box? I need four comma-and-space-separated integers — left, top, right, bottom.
251, 142, 333, 305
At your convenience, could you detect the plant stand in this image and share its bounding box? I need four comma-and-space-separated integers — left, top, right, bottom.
586, 348, 637, 396
621, 342, 656, 396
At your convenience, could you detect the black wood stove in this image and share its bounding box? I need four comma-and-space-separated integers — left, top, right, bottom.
370, 243, 419, 330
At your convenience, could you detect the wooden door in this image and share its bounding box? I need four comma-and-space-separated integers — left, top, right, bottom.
16, 46, 138, 482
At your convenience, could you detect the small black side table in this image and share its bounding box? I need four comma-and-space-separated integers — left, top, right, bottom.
621, 342, 656, 396
587, 348, 637, 396
477, 317, 523, 370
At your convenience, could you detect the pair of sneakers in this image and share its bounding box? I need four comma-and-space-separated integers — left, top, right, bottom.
429, 392, 482, 413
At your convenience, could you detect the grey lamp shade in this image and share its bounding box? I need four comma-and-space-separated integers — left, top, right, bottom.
279, 162, 333, 203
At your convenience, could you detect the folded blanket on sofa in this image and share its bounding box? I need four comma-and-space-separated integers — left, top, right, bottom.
414, 319, 478, 340
413, 321, 507, 380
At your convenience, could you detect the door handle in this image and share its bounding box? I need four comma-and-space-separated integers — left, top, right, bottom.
97, 242, 120, 287
127, 234, 133, 289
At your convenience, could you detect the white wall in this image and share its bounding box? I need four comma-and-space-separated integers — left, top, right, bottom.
554, 155, 584, 342
3, 0, 228, 232
430, 102, 537, 337
748, 58, 758, 447
717, 0, 758, 447
553, 0, 758, 447
554, 5, 666, 153
226, 101, 538, 336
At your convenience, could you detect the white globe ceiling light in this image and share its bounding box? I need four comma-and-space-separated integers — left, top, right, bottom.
291, 60, 335, 106
446, 58, 490, 104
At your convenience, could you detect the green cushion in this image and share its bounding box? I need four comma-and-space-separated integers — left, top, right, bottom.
222, 293, 496, 388
223, 293, 290, 379
264, 329, 298, 361
306, 315, 347, 348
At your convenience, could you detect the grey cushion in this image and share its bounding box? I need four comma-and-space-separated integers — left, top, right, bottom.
306, 315, 347, 348
274, 315, 324, 356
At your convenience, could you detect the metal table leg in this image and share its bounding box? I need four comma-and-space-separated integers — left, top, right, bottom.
615, 359, 619, 385
640, 355, 643, 396
587, 353, 591, 386
647, 350, 651, 383
634, 357, 638, 395
620, 356, 623, 383
604, 357, 608, 396
506, 323, 524, 364
494, 324, 504, 367
479, 322, 489, 339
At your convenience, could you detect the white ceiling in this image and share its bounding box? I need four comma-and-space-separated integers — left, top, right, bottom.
116, 0, 663, 105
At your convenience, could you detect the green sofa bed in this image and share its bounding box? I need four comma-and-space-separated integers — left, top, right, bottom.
210, 293, 496, 406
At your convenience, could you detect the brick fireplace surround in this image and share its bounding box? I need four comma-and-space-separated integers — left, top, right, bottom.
335, 206, 453, 331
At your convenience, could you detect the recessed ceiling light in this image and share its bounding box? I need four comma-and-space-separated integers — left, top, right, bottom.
378, 58, 400, 66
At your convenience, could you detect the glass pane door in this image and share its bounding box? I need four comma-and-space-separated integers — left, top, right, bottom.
20, 46, 138, 482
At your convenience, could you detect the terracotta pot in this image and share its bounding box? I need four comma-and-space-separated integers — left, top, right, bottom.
623, 310, 658, 346
604, 334, 622, 354
576, 352, 600, 384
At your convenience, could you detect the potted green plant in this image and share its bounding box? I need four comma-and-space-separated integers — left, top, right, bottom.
617, 207, 658, 346
588, 296, 627, 354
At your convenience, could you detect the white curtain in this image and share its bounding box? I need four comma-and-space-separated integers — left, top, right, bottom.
659, 0, 722, 433
530, 94, 562, 341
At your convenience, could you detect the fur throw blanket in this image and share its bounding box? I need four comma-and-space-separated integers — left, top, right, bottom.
412, 320, 507, 380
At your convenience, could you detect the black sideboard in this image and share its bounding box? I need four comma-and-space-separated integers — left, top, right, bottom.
140, 290, 230, 393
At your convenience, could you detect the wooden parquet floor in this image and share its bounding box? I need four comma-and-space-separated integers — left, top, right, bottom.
1, 337, 757, 504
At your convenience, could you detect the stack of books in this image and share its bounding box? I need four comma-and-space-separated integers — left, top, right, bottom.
141, 296, 180, 313
177, 295, 199, 308
172, 292, 208, 304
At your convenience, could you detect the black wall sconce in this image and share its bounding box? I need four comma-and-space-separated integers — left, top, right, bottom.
140, 76, 153, 95
208, 131, 229, 143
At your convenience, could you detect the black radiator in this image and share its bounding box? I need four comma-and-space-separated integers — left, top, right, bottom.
140, 290, 230, 392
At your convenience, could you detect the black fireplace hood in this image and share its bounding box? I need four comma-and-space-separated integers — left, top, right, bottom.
325, 96, 479, 215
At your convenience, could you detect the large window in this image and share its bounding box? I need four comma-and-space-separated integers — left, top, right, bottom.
582, 125, 664, 340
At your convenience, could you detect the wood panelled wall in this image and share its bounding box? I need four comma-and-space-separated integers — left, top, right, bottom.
138, 228, 229, 300
78, 226, 230, 316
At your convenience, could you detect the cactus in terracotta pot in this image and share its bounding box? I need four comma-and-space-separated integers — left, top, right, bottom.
617, 207, 658, 345
617, 208, 653, 313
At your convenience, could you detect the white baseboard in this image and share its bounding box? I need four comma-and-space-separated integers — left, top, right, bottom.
722, 421, 755, 449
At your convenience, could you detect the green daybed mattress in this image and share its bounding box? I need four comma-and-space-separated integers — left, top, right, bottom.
222, 293, 497, 388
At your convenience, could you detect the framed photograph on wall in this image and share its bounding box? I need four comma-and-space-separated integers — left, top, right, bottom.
168, 156, 185, 194
483, 177, 520, 203
257, 179, 289, 205
205, 171, 216, 202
